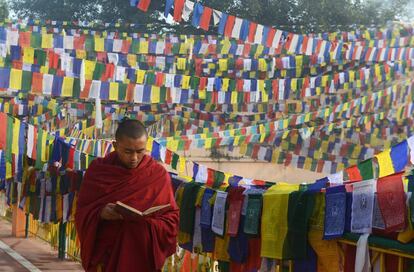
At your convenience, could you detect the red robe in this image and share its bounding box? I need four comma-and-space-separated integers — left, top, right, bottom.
75, 152, 179, 272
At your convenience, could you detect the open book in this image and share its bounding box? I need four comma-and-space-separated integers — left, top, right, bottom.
115, 201, 171, 217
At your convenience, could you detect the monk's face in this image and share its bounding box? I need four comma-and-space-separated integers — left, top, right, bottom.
113, 135, 147, 169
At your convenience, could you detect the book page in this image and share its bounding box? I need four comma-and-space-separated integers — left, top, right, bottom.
143, 204, 171, 215
116, 201, 143, 216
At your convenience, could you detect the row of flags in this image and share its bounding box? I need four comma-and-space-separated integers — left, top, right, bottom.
133, 0, 414, 57
3, 18, 414, 43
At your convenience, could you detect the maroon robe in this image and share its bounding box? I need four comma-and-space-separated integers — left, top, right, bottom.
75, 152, 179, 272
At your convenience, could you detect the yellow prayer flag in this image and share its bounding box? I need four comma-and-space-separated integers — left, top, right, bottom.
170, 140, 179, 152
23, 47, 35, 64
205, 138, 213, 149
5, 163, 12, 179
41, 131, 48, 162
304, 113, 311, 122
271, 150, 279, 163
10, 68, 22, 90
139, 41, 149, 54
109, 82, 119, 101
177, 58, 186, 70
151, 86, 160, 103
261, 185, 298, 259
179, 43, 188, 54
40, 66, 49, 74
182, 75, 191, 89
94, 37, 105, 52
219, 59, 228, 71
324, 108, 331, 118
41, 34, 53, 48
304, 157, 313, 170
199, 89, 206, 99
136, 70, 146, 84
283, 119, 289, 129
12, 119, 20, 155
221, 40, 231, 54
84, 60, 96, 80
255, 45, 264, 57
258, 59, 267, 72
375, 150, 395, 178
222, 78, 230, 91
291, 78, 297, 91
76, 50, 87, 59
146, 137, 154, 152
127, 54, 137, 67
62, 77, 74, 97
178, 157, 186, 175
321, 75, 328, 87
231, 91, 238, 104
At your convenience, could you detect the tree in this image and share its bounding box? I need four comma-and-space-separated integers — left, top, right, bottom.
8, 0, 412, 34
0, 0, 8, 21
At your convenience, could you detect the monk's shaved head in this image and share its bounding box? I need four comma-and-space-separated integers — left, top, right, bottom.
115, 119, 148, 141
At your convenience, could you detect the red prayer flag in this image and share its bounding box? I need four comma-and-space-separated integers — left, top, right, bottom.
31, 72, 43, 94
227, 187, 245, 237
345, 165, 362, 182
266, 28, 276, 47
377, 172, 407, 232
224, 15, 236, 37
248, 23, 257, 43
19, 32, 31, 47
173, 0, 185, 22
199, 7, 212, 31
206, 168, 215, 187
137, 0, 151, 12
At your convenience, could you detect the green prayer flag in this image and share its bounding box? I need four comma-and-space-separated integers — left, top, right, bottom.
179, 183, 200, 235
31, 33, 41, 48
84, 37, 94, 52
160, 87, 167, 103
93, 62, 105, 80
177, 140, 185, 151
283, 191, 315, 259
171, 153, 179, 170
22, 71, 32, 91
131, 39, 139, 53
119, 83, 127, 100
358, 159, 374, 180
213, 171, 225, 188
73, 78, 81, 98
35, 49, 46, 66
244, 194, 262, 235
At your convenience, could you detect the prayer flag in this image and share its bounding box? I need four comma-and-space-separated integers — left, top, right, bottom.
376, 150, 395, 178
377, 172, 407, 232
390, 140, 408, 173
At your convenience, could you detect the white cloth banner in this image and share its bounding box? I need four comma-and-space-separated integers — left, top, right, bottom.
211, 191, 228, 235
355, 233, 371, 272
351, 179, 375, 233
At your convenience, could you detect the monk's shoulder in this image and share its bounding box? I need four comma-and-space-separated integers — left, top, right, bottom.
152, 160, 168, 174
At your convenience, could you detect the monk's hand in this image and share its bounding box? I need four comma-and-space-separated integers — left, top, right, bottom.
100, 203, 123, 220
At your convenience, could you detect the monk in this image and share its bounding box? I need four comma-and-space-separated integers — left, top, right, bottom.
75, 119, 179, 272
